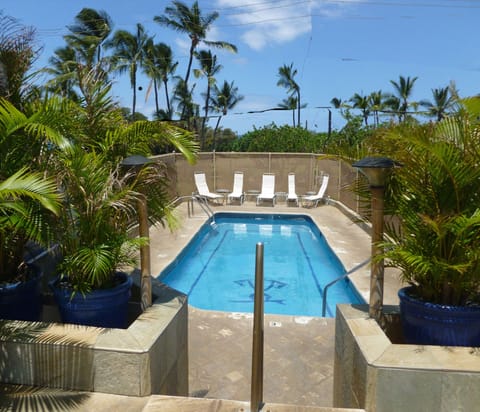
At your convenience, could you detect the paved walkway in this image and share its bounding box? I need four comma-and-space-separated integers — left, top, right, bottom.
189, 308, 336, 407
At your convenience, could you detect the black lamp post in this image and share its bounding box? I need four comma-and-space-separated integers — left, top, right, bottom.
352, 156, 397, 322
121, 155, 152, 311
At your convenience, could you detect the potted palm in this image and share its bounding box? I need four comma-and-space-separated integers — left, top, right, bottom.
43, 59, 197, 328
0, 98, 65, 321
49, 147, 169, 328
373, 98, 480, 346
0, 168, 60, 321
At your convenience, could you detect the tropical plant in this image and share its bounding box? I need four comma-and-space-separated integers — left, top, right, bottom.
210, 80, 243, 146
0, 12, 41, 109
231, 124, 326, 153
369, 90, 385, 127
350, 93, 370, 126
0, 98, 66, 283
278, 95, 298, 127
45, 46, 80, 101
277, 63, 302, 127
194, 49, 222, 149
374, 97, 480, 306
53, 148, 143, 293
0, 169, 60, 283
106, 23, 150, 117
46, 66, 197, 294
420, 86, 456, 121
389, 75, 418, 122
172, 78, 198, 129
54, 125, 196, 294
64, 8, 113, 70
143, 40, 178, 118
154, 1, 237, 119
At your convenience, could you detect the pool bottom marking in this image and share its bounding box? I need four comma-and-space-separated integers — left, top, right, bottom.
231, 278, 287, 304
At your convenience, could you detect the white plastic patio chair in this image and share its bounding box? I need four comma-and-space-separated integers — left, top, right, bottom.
256, 173, 276, 206
287, 172, 299, 206
193, 172, 224, 204
227, 171, 245, 204
302, 174, 329, 208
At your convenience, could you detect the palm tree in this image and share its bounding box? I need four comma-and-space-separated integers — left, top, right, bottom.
143, 42, 178, 120
106, 23, 149, 118
278, 95, 298, 127
172, 78, 198, 130
157, 44, 178, 120
420, 86, 455, 121
390, 75, 418, 122
65, 8, 113, 69
143, 39, 163, 115
210, 80, 243, 148
350, 93, 370, 126
154, 0, 237, 116
0, 97, 67, 282
194, 50, 222, 149
0, 12, 40, 108
277, 63, 301, 127
45, 46, 80, 101
330, 97, 343, 109
383, 94, 402, 122
369, 90, 385, 127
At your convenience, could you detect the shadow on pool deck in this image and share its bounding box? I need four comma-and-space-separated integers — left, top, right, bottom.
149, 200, 403, 408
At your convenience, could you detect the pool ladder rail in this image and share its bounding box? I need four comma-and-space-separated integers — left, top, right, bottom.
169, 194, 216, 224
321, 257, 371, 317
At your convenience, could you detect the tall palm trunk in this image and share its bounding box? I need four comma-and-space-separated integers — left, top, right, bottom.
153, 78, 159, 114
131, 67, 137, 117
201, 83, 211, 149
163, 78, 172, 120
297, 89, 301, 127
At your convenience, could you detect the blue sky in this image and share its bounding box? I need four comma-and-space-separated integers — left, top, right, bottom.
2, 0, 479, 134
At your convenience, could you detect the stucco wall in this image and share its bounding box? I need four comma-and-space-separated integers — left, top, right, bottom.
152, 152, 360, 214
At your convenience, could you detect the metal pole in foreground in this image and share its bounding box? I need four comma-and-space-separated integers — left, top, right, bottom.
251, 243, 264, 412
137, 194, 152, 311
369, 186, 385, 321
120, 155, 153, 313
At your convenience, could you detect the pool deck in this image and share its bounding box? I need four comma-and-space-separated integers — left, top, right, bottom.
149, 199, 403, 408
1, 199, 401, 411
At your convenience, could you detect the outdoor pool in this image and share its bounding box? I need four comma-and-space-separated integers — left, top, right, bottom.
159, 213, 364, 317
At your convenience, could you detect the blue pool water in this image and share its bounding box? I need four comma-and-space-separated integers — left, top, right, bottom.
159, 213, 364, 317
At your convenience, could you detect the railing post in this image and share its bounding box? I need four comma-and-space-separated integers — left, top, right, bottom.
251, 242, 264, 412
138, 194, 152, 311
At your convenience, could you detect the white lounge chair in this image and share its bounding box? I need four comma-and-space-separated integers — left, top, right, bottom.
302, 174, 329, 207
228, 171, 244, 204
194, 172, 224, 204
287, 172, 299, 206
256, 173, 276, 206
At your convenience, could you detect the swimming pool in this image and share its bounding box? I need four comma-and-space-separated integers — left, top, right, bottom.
159, 213, 364, 317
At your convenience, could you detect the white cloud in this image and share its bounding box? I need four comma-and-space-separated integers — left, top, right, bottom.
215, 0, 360, 51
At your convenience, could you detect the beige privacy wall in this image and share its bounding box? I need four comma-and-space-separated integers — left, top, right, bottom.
153, 152, 359, 213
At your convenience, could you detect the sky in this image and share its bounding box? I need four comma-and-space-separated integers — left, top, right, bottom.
1, 0, 480, 135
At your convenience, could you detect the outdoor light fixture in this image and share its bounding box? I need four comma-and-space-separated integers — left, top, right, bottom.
352, 156, 398, 322
352, 156, 396, 188
121, 155, 152, 311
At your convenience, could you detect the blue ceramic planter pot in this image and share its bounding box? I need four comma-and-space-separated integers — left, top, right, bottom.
398, 286, 480, 347
50, 272, 132, 329
0, 266, 43, 321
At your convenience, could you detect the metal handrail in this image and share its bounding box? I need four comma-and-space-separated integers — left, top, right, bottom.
168, 194, 215, 222
321, 257, 371, 317
192, 194, 215, 220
